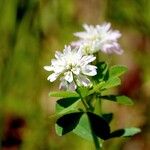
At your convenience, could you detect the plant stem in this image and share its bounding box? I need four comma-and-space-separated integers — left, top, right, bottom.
91, 130, 101, 150
76, 89, 101, 150
76, 88, 89, 110
73, 75, 101, 149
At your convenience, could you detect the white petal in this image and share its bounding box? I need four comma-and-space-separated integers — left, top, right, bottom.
47, 73, 59, 82
108, 31, 121, 41
59, 79, 68, 90
82, 65, 97, 76
68, 81, 77, 90
64, 71, 73, 83
74, 32, 88, 39
101, 42, 123, 55
71, 67, 80, 75
44, 66, 53, 71
80, 55, 96, 65
71, 40, 83, 47
102, 23, 111, 31
64, 45, 71, 55
83, 24, 91, 31
55, 51, 63, 59
77, 75, 91, 87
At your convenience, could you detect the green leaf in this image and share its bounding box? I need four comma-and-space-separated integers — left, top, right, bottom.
87, 112, 110, 140
88, 81, 105, 95
101, 95, 134, 105
109, 65, 128, 78
56, 97, 79, 109
77, 86, 89, 98
109, 127, 141, 139
122, 128, 141, 137
95, 62, 109, 82
56, 99, 80, 115
73, 114, 93, 141
102, 77, 121, 89
102, 113, 113, 123
55, 112, 84, 136
49, 91, 79, 98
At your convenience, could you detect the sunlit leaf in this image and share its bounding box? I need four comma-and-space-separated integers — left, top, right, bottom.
73, 114, 93, 141
109, 65, 128, 78
101, 77, 121, 89
49, 91, 79, 98
109, 127, 141, 139
88, 81, 105, 95
77, 86, 89, 98
101, 95, 134, 105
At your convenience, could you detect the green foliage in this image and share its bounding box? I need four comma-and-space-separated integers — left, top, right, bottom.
101, 77, 121, 89
51, 63, 140, 145
55, 112, 84, 136
109, 127, 141, 139
100, 95, 134, 105
56, 97, 80, 110
109, 65, 128, 78
1, 0, 145, 149
55, 98, 80, 116
73, 114, 93, 141
77, 86, 89, 98
102, 113, 113, 124
87, 112, 110, 140
49, 91, 79, 98
94, 62, 109, 82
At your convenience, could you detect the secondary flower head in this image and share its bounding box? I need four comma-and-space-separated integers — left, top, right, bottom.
44, 45, 97, 90
73, 23, 123, 55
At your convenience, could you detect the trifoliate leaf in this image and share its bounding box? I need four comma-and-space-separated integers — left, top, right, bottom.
73, 114, 93, 141
55, 112, 84, 136
57, 97, 80, 109
56, 99, 80, 115
87, 112, 110, 140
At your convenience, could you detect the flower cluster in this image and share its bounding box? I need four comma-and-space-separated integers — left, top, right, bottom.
44, 23, 123, 90
44, 46, 97, 90
73, 23, 123, 55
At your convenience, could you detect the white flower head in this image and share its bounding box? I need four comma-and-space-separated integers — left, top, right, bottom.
44, 45, 97, 90
73, 23, 123, 55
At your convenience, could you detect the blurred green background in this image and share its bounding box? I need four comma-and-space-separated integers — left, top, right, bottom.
0, 0, 150, 149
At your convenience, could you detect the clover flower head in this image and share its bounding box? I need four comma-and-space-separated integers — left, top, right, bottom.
44, 45, 97, 90
73, 23, 123, 55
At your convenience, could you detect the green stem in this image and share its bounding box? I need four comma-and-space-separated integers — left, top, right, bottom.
76, 89, 101, 150
96, 94, 102, 115
76, 88, 89, 110
91, 130, 101, 150
73, 75, 101, 149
